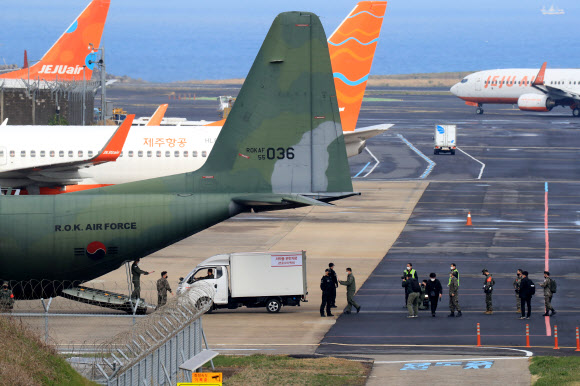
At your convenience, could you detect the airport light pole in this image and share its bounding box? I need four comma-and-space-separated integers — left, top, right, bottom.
82, 65, 86, 126
88, 43, 106, 124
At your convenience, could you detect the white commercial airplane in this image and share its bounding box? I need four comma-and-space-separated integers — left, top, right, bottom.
0, 1, 391, 195
450, 62, 580, 117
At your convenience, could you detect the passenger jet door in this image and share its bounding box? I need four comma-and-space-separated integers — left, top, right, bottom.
475, 77, 481, 91
0, 147, 6, 166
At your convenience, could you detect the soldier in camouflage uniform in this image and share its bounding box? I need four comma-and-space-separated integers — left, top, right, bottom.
513, 269, 523, 313
156, 271, 173, 308
448, 271, 462, 317
339, 268, 361, 314
0, 281, 15, 312
482, 269, 495, 314
540, 271, 556, 316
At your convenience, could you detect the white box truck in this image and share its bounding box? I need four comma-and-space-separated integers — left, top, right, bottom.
177, 251, 307, 313
434, 124, 457, 155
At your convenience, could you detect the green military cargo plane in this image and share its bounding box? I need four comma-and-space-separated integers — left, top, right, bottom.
0, 11, 357, 299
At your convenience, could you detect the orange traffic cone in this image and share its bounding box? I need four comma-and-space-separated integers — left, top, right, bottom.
466, 211, 473, 226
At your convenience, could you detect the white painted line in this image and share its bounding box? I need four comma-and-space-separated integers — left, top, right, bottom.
363, 147, 380, 177
457, 147, 486, 179
396, 134, 436, 178
374, 357, 529, 365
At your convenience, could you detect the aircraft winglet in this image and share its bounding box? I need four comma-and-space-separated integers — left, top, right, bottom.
533, 62, 547, 86
146, 104, 168, 126
92, 114, 134, 164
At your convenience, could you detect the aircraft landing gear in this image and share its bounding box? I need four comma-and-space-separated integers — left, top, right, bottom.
476, 106, 484, 115
573, 108, 580, 117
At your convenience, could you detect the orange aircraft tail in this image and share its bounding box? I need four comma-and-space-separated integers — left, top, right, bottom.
328, 1, 387, 132
0, 0, 110, 81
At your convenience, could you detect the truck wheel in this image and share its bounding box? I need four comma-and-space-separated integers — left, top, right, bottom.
266, 298, 281, 313
450, 149, 455, 155
434, 149, 439, 155
195, 296, 213, 312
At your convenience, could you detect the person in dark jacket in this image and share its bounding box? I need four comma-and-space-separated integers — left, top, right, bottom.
328, 263, 338, 308
519, 271, 534, 319
320, 269, 335, 317
425, 273, 443, 317
402, 273, 421, 318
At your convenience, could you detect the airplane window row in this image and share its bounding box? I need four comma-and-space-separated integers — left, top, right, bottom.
0, 150, 207, 158
119, 150, 207, 158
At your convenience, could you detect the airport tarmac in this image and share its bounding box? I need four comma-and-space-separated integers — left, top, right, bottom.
23, 87, 580, 383
315, 89, 580, 360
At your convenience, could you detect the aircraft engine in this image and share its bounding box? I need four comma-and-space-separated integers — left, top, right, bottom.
517, 94, 556, 112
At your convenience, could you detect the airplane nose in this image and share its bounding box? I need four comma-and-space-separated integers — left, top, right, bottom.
450, 84, 459, 96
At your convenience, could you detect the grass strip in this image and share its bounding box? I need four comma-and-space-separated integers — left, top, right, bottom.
530, 356, 580, 385
203, 354, 370, 385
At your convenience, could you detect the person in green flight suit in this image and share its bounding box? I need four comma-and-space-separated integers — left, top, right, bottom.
131, 258, 154, 300
339, 268, 361, 315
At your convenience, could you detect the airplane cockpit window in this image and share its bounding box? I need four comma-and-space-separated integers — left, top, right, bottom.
461, 78, 468, 83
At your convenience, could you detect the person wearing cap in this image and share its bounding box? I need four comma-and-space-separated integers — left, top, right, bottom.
0, 281, 15, 313
320, 269, 334, 317
482, 269, 495, 315
156, 271, 173, 309
448, 271, 462, 317
328, 263, 338, 308
339, 268, 361, 314
539, 271, 556, 317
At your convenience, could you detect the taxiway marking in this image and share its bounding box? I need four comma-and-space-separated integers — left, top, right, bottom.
457, 147, 486, 179
396, 134, 436, 178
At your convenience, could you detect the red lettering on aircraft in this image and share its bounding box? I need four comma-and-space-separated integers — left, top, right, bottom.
484, 76, 492, 88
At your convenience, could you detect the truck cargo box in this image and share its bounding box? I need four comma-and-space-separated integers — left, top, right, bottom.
229, 251, 307, 298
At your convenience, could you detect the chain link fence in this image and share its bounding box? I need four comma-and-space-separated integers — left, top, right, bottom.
1, 277, 216, 384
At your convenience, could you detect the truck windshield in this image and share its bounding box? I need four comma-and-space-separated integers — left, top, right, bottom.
188, 267, 222, 283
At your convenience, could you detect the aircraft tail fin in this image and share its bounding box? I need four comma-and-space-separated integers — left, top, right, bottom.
193, 11, 353, 199
328, 1, 387, 132
146, 104, 168, 126
0, 0, 110, 81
